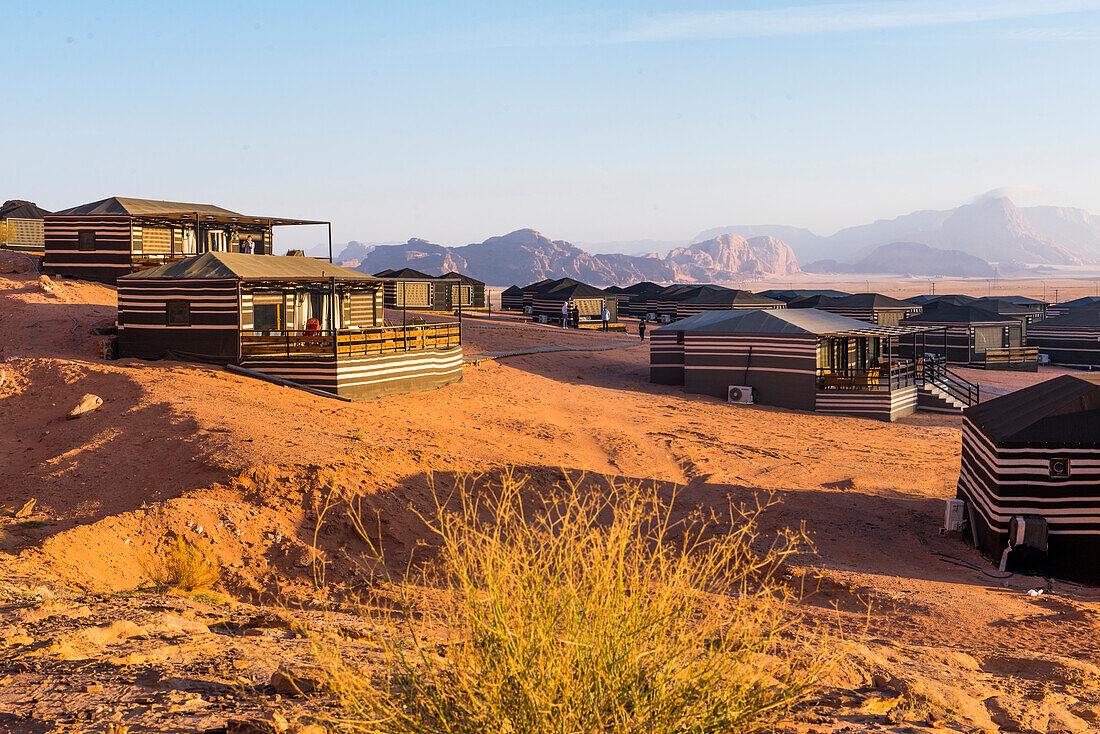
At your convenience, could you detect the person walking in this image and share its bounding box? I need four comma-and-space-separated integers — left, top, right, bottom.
601, 306, 610, 331
638, 319, 647, 342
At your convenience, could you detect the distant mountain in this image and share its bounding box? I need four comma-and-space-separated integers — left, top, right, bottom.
804, 242, 996, 278
1020, 206, 1100, 261
352, 229, 800, 286
701, 196, 1096, 266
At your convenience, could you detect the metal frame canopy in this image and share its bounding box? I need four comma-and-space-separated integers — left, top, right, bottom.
823, 324, 946, 338
52, 196, 334, 260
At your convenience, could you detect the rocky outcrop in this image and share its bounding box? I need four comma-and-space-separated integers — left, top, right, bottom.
351, 229, 800, 286
805, 242, 997, 277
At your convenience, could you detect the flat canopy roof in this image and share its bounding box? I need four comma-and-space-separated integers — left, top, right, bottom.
121, 252, 376, 282
52, 196, 326, 226
657, 307, 941, 337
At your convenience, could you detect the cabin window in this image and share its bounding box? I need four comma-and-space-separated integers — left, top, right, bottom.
396, 281, 432, 308
254, 303, 283, 332
166, 300, 191, 326
77, 231, 96, 251
451, 284, 473, 307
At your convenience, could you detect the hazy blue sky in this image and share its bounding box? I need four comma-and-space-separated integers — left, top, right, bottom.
4, 1, 1100, 250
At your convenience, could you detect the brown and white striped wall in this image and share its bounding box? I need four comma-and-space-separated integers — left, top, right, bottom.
673, 302, 785, 320
1028, 324, 1100, 367
819, 306, 921, 326
118, 278, 241, 361
682, 333, 819, 411
239, 347, 464, 400
44, 215, 133, 283
958, 418, 1100, 584
500, 291, 524, 311
815, 386, 917, 421
649, 330, 684, 384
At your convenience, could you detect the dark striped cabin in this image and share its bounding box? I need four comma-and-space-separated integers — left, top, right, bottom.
759, 289, 850, 303
898, 304, 1035, 370
672, 290, 785, 320
806, 293, 922, 327
531, 280, 617, 326
440, 271, 487, 310
1047, 297, 1100, 318
375, 268, 471, 312
652, 309, 931, 422
1028, 307, 1100, 367
500, 285, 524, 311
651, 284, 730, 323
118, 252, 462, 401
957, 375, 1100, 584
618, 282, 667, 319
0, 200, 50, 253
520, 278, 558, 314
44, 197, 325, 284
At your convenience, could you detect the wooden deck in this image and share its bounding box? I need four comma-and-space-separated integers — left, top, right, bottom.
240, 323, 461, 359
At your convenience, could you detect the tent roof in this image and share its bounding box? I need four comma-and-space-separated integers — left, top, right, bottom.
1056, 296, 1100, 310
1032, 306, 1100, 327
0, 200, 50, 219
909, 294, 977, 307
977, 294, 1047, 307
52, 196, 325, 226
121, 252, 376, 282
656, 307, 876, 336
541, 280, 608, 300
622, 281, 666, 295
965, 374, 1100, 446
759, 289, 850, 302
831, 292, 920, 309
501, 285, 523, 295
522, 278, 566, 293
972, 297, 1041, 314
376, 267, 434, 280
788, 294, 842, 308
441, 271, 485, 285
678, 289, 785, 307
902, 304, 1016, 324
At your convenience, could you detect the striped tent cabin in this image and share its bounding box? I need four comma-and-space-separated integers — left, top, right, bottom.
652, 308, 938, 422
1047, 296, 1100, 319
809, 293, 922, 327
531, 280, 617, 327
672, 289, 785, 320
619, 281, 667, 320
898, 304, 1037, 371
440, 271, 487, 310
44, 197, 326, 284
759, 289, 850, 303
0, 200, 50, 253
975, 295, 1048, 324
957, 375, 1100, 584
118, 253, 462, 401
500, 285, 524, 311
1028, 306, 1100, 367
651, 284, 731, 323
374, 268, 459, 312
521, 278, 557, 313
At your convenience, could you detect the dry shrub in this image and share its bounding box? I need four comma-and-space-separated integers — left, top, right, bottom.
318, 472, 829, 734
142, 535, 220, 592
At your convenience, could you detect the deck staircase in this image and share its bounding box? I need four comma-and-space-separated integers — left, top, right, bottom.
917, 356, 980, 413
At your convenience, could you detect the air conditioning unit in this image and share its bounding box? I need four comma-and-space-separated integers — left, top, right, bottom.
1038, 353, 1051, 365
727, 385, 755, 404
944, 499, 966, 532
660, 314, 672, 324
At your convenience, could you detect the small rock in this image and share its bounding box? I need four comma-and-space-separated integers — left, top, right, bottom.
38, 275, 55, 293
66, 394, 103, 419
270, 664, 324, 696
14, 498, 36, 518
82, 683, 103, 693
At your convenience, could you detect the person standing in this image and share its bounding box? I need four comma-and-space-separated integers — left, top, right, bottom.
638, 319, 647, 342
561, 300, 569, 327
241, 235, 254, 254
570, 305, 579, 329
601, 306, 610, 331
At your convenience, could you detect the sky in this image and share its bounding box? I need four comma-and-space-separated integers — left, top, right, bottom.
4, 1, 1100, 252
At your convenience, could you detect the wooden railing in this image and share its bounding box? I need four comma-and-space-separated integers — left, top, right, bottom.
922, 355, 980, 406
817, 362, 918, 391
240, 323, 461, 359
983, 347, 1039, 366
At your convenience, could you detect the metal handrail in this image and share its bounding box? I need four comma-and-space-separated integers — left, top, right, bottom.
921, 355, 980, 406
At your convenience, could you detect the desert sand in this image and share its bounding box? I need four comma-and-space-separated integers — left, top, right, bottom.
2, 257, 1100, 732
